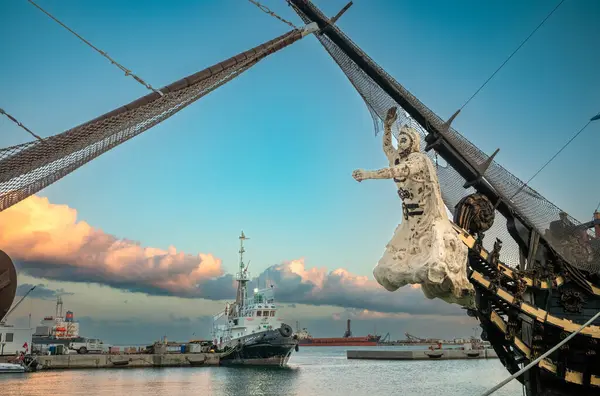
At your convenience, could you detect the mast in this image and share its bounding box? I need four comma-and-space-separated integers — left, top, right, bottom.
56, 295, 63, 318
235, 231, 250, 316
594, 211, 600, 239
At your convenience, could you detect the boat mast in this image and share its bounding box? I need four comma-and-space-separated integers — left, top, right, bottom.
235, 231, 250, 316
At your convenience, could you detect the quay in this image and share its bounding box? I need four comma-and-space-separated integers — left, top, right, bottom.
0, 353, 220, 370
33, 352, 220, 370
347, 349, 498, 360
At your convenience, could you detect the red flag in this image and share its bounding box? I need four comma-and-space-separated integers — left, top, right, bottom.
22, 342, 28, 350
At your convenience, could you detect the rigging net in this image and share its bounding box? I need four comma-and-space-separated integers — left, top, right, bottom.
291, 0, 599, 274
0, 25, 315, 213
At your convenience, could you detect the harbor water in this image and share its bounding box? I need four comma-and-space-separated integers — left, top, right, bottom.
0, 346, 523, 396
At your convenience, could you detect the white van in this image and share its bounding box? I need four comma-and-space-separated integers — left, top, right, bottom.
69, 338, 107, 354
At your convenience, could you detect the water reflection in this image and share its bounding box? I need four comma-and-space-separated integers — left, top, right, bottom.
1, 347, 523, 396
218, 366, 300, 396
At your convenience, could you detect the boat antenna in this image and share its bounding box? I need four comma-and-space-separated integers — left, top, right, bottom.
239, 231, 249, 271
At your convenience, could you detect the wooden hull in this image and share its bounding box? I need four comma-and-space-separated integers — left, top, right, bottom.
459, 227, 600, 396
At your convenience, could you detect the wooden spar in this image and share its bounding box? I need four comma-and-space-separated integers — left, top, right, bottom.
48, 29, 303, 140
330, 2, 353, 24
0, 28, 306, 184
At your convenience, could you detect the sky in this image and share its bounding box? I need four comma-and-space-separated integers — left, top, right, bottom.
0, 0, 599, 344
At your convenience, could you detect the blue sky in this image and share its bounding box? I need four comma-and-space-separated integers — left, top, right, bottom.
1, 0, 599, 340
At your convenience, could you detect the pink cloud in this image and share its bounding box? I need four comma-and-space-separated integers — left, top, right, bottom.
0, 196, 225, 297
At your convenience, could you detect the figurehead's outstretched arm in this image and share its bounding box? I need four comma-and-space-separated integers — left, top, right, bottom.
352, 164, 409, 182
383, 107, 398, 163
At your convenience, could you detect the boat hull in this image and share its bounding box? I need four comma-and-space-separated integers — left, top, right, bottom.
219, 328, 298, 367
298, 341, 379, 346
0, 363, 25, 374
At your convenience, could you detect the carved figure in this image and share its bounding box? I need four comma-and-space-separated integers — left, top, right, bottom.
352, 107, 475, 307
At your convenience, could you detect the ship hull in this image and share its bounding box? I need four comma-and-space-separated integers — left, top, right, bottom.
219, 328, 298, 367
298, 341, 379, 347
32, 337, 78, 346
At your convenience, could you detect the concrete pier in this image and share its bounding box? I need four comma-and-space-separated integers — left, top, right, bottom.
27, 353, 220, 370
347, 349, 498, 360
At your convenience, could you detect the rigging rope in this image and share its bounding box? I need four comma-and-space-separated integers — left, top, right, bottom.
508, 120, 592, 201
27, 0, 163, 96
460, 0, 566, 111
0, 108, 43, 141
246, 0, 297, 29
509, 110, 599, 202
480, 309, 600, 395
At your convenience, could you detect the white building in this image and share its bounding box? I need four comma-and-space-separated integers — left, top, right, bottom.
0, 325, 32, 356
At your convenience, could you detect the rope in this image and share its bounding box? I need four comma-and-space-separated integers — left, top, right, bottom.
594, 199, 600, 213
480, 309, 600, 395
508, 120, 592, 201
0, 108, 43, 141
247, 0, 297, 29
460, 0, 566, 111
27, 0, 163, 96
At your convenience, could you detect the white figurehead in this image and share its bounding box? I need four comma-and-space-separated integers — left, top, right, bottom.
353, 107, 475, 307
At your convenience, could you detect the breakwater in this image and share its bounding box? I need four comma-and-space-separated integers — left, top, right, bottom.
347, 349, 498, 360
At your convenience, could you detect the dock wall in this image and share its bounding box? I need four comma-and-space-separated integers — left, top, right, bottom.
34, 353, 219, 369
347, 349, 498, 360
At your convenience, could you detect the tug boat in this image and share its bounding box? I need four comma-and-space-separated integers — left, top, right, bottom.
211, 232, 298, 366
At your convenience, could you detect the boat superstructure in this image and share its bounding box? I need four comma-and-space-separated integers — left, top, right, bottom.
211, 231, 298, 366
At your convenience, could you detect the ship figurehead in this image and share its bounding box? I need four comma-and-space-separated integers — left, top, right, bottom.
352, 107, 475, 308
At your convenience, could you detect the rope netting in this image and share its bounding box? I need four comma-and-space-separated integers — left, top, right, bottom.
0, 29, 305, 214
293, 3, 599, 274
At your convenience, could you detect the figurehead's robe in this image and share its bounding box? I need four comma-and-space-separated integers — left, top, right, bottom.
373, 126, 475, 307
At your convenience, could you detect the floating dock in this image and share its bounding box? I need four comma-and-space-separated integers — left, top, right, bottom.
347, 349, 498, 360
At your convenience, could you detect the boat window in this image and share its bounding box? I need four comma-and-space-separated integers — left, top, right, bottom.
270, 311, 275, 317
256, 311, 262, 317
5, 333, 13, 342
263, 311, 269, 317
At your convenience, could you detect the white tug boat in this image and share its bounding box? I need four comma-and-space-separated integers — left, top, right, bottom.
211, 231, 298, 366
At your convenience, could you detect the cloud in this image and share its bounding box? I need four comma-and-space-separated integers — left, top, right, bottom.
254, 259, 462, 316
15, 283, 73, 300
0, 196, 229, 298
0, 196, 462, 317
